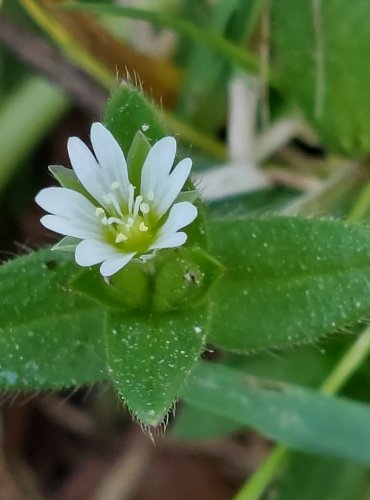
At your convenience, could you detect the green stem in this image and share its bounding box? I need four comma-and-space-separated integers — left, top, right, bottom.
234, 446, 288, 500
346, 175, 370, 222
320, 325, 370, 395
235, 324, 370, 499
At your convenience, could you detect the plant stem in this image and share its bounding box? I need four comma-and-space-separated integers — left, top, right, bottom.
234, 445, 288, 500
235, 323, 370, 499
320, 326, 370, 395
346, 175, 370, 222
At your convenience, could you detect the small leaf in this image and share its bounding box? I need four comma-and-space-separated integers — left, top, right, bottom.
182, 362, 370, 466
207, 216, 370, 352
105, 306, 207, 426
0, 250, 107, 389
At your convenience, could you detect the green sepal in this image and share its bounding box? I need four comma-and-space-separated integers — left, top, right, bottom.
152, 247, 223, 312
48, 165, 96, 204
52, 236, 80, 252
71, 247, 222, 313
126, 130, 151, 191
176, 190, 199, 204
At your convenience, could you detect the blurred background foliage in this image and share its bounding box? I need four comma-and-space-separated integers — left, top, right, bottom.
2, 1, 370, 499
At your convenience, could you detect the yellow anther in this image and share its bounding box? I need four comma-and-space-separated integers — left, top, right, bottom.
115, 233, 127, 243
140, 202, 150, 214
95, 207, 105, 217
139, 222, 149, 232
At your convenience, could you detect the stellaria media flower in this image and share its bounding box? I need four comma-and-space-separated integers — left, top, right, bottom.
36, 123, 198, 277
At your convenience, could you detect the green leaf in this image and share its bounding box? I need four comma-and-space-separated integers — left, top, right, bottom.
173, 343, 338, 440
182, 362, 370, 466
274, 453, 367, 500
271, 0, 370, 155
105, 306, 207, 426
207, 216, 370, 352
0, 250, 107, 389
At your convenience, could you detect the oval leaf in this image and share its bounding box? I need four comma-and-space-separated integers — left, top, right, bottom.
182, 362, 370, 466
0, 250, 107, 389
106, 306, 207, 426
207, 216, 370, 352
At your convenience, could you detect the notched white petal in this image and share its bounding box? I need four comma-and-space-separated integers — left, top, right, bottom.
150, 231, 187, 250
100, 253, 136, 277
158, 202, 197, 236
154, 158, 192, 217
35, 187, 97, 221
75, 239, 121, 266
67, 136, 106, 203
90, 122, 130, 199
140, 136, 177, 197
40, 215, 101, 240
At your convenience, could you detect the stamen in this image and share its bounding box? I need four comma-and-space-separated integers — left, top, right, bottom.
139, 222, 149, 232
111, 181, 120, 190
128, 184, 135, 213
115, 233, 127, 243
103, 192, 123, 218
125, 217, 134, 229
101, 216, 108, 225
95, 207, 105, 217
107, 216, 122, 225
133, 195, 143, 218
140, 202, 150, 214
147, 190, 155, 201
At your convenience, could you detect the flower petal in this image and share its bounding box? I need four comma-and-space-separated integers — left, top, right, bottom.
150, 232, 187, 250
100, 252, 136, 277
153, 158, 192, 217
90, 123, 130, 200
36, 187, 97, 223
140, 136, 176, 198
67, 136, 107, 204
156, 201, 197, 239
75, 239, 121, 266
40, 215, 101, 240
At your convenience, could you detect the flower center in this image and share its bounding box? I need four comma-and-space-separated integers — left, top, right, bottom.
95, 183, 156, 253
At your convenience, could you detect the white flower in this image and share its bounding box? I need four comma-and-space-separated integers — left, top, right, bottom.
36, 123, 198, 277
